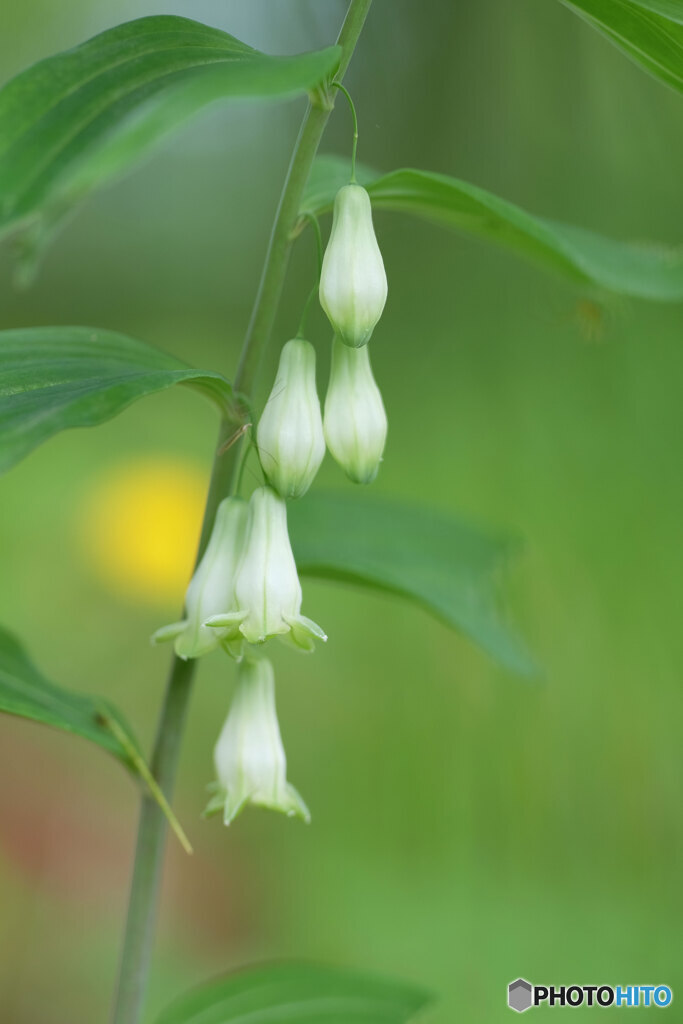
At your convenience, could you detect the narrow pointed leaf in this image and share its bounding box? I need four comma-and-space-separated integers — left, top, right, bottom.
155, 963, 432, 1024
0, 15, 340, 250
289, 493, 534, 677
0, 624, 193, 849
559, 0, 683, 92
303, 156, 683, 301
0, 624, 139, 769
627, 0, 683, 21
0, 326, 234, 473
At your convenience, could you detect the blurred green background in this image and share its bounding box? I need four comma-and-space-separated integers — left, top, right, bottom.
1, 1, 682, 1020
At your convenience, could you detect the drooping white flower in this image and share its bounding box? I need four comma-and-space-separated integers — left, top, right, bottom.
151, 497, 248, 660
319, 184, 387, 348
323, 336, 387, 484
230, 486, 326, 650
208, 656, 310, 826
256, 338, 325, 499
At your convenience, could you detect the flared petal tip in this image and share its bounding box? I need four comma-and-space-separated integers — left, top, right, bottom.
206, 786, 310, 827
283, 614, 328, 652
283, 783, 311, 824
150, 621, 186, 646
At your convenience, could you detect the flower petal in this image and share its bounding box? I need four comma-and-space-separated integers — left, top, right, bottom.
150, 621, 187, 645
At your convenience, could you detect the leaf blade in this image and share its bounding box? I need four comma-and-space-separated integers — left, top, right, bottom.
303, 156, 683, 302
0, 624, 193, 849
155, 963, 432, 1024
0, 623, 138, 768
289, 492, 534, 677
0, 326, 233, 474
558, 0, 683, 93
0, 15, 340, 244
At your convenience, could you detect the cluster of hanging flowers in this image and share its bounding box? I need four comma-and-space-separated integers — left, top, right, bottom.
153, 91, 387, 827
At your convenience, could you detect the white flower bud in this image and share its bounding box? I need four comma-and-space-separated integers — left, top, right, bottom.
209, 656, 310, 826
232, 486, 326, 649
319, 184, 387, 348
323, 337, 387, 484
151, 497, 248, 660
256, 339, 325, 500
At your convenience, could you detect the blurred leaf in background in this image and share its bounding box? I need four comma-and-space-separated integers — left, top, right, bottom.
559, 0, 683, 93
0, 326, 233, 472
304, 156, 683, 300
0, 15, 341, 272
154, 963, 432, 1024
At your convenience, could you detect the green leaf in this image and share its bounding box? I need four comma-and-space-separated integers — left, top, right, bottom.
0, 623, 140, 769
0, 326, 233, 474
289, 492, 534, 677
627, 0, 683, 21
155, 963, 432, 1024
0, 623, 193, 850
303, 156, 683, 302
558, 0, 683, 93
0, 15, 340, 252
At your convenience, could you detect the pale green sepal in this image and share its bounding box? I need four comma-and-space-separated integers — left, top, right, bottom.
216, 783, 310, 826
202, 783, 227, 820
281, 783, 311, 823
240, 621, 290, 645
150, 621, 187, 645
175, 629, 217, 661
220, 637, 245, 661
282, 613, 328, 652
296, 614, 327, 640
222, 789, 253, 826
204, 612, 248, 630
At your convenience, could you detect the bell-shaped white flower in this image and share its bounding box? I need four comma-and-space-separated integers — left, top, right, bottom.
256, 338, 325, 499
207, 656, 310, 826
319, 184, 387, 348
151, 497, 248, 660
323, 337, 387, 484
231, 486, 326, 650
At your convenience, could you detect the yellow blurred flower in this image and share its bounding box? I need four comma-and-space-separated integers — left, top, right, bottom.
80, 457, 206, 607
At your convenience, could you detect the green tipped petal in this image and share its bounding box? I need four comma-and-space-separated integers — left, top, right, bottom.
204, 611, 248, 630
153, 497, 248, 661
281, 782, 311, 823
257, 339, 325, 499
222, 789, 252, 827
212, 657, 310, 827
319, 184, 387, 348
234, 487, 325, 645
283, 613, 328, 652
151, 621, 187, 645
324, 338, 387, 484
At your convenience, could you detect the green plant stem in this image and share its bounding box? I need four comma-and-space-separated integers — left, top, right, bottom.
109, 4, 372, 1024
296, 213, 324, 338
331, 82, 359, 181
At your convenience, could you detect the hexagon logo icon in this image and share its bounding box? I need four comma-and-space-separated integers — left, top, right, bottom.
508, 978, 533, 1013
